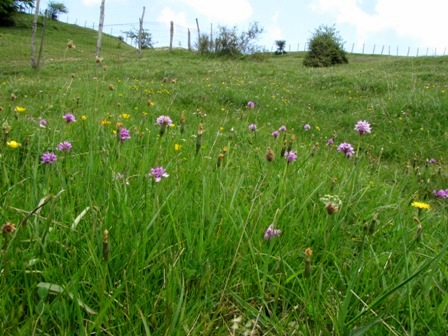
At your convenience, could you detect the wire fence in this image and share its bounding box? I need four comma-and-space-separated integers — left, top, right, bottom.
2, 13, 447, 74
57, 12, 448, 57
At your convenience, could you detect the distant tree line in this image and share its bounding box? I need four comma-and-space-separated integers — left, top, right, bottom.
0, 0, 34, 25
1, 0, 68, 26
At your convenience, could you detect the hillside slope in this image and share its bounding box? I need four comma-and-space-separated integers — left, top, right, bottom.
0, 12, 136, 72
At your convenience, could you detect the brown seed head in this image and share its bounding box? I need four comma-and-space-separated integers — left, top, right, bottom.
266, 147, 275, 162
304, 247, 313, 258
2, 222, 16, 234
325, 202, 339, 215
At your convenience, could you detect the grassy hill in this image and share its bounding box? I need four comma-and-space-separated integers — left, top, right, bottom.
1, 13, 448, 335
0, 12, 136, 72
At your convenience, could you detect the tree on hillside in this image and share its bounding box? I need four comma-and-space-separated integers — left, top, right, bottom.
274, 40, 287, 55
46, 1, 68, 20
0, 0, 34, 26
123, 28, 154, 49
303, 24, 348, 67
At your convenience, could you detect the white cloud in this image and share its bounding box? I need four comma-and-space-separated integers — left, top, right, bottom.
157, 8, 190, 28
271, 11, 281, 23
267, 25, 283, 41
309, 0, 448, 48
180, 0, 253, 24
82, 0, 102, 5
82, 0, 128, 6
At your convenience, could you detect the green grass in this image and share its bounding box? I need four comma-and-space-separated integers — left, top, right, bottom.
1, 14, 448, 335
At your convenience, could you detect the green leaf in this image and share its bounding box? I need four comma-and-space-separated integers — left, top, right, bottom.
71, 206, 90, 231
37, 282, 97, 315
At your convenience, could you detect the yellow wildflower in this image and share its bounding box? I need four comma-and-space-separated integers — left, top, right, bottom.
174, 144, 182, 151
7, 141, 21, 149
169, 123, 175, 128
81, 115, 87, 121
411, 201, 430, 210
101, 120, 112, 126
121, 113, 131, 119
15, 106, 26, 113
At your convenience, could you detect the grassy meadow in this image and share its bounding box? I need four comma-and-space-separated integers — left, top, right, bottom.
1, 14, 448, 335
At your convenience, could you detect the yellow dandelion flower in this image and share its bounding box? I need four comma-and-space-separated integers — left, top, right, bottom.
121, 113, 131, 119
101, 120, 112, 126
15, 106, 26, 113
411, 201, 430, 210
174, 144, 182, 151
7, 140, 21, 149
81, 115, 87, 121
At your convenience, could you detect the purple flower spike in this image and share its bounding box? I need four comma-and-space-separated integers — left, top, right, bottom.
248, 124, 257, 131
272, 130, 279, 138
56, 141, 72, 151
337, 142, 355, 157
327, 138, 334, 146
304, 124, 311, 131
279, 125, 287, 132
41, 152, 57, 164
433, 189, 448, 199
119, 128, 131, 142
264, 224, 281, 240
62, 113, 76, 123
247, 101, 255, 109
284, 150, 297, 163
354, 120, 371, 136
39, 119, 47, 128
149, 166, 169, 182
156, 115, 172, 126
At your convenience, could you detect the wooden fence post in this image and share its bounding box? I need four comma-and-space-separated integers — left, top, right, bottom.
37, 11, 47, 68
96, 0, 105, 59
196, 18, 201, 51
30, 0, 40, 68
138, 6, 145, 57
169, 21, 174, 51
188, 29, 191, 51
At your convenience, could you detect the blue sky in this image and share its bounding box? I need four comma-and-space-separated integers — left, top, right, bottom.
37, 0, 448, 56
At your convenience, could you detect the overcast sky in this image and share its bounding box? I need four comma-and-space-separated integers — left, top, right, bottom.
38, 0, 448, 56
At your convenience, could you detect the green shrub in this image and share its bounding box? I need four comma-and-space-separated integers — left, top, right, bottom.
303, 24, 348, 67
197, 22, 264, 57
